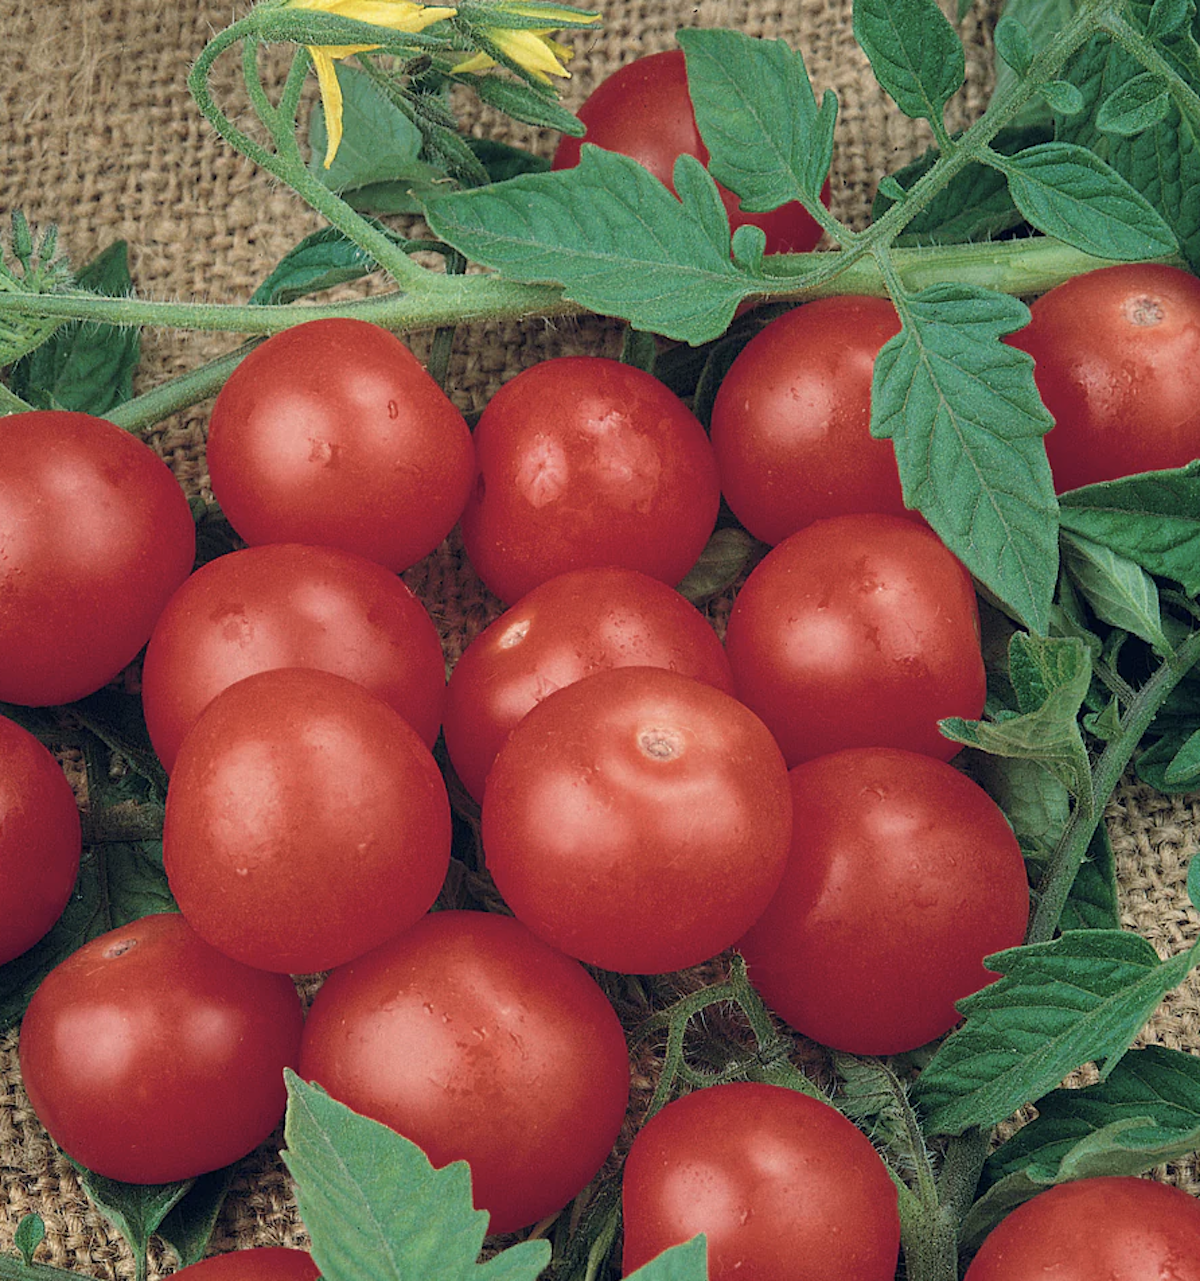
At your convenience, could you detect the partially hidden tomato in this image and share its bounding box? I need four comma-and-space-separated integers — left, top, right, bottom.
206, 318, 474, 573
0, 411, 195, 706
481, 666, 792, 974
172, 1249, 320, 1280
19, 913, 304, 1184
621, 1081, 901, 1281
964, 1176, 1200, 1281
737, 748, 1029, 1055
723, 513, 986, 766
299, 910, 630, 1235
443, 566, 733, 801
553, 50, 828, 255
142, 543, 446, 773
163, 667, 450, 974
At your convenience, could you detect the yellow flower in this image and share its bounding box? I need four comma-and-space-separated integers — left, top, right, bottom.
451, 6, 599, 83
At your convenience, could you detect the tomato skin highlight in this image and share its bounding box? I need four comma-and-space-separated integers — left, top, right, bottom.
298, 910, 630, 1236
482, 666, 792, 974
0, 410, 195, 706
723, 512, 986, 766
171, 1249, 320, 1280
737, 748, 1030, 1055
621, 1081, 901, 1281
963, 1176, 1200, 1281
18, 913, 304, 1184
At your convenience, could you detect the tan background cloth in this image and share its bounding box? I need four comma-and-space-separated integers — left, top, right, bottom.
1, 0, 1198, 1274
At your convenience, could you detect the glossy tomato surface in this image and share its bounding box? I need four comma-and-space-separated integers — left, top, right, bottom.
163, 667, 450, 973
443, 566, 733, 801
553, 50, 827, 255
206, 319, 474, 572
172, 1249, 319, 1280
0, 410, 195, 706
482, 666, 792, 973
621, 1082, 900, 1281
459, 357, 720, 604
0, 715, 81, 966
710, 296, 907, 544
964, 1176, 1200, 1281
737, 748, 1029, 1054
18, 913, 304, 1184
723, 513, 985, 766
299, 910, 630, 1235
1007, 263, 1200, 491
142, 542, 446, 773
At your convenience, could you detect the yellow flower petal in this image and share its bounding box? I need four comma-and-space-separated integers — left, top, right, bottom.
495, 3, 600, 23
291, 0, 456, 31
307, 45, 352, 168
491, 27, 574, 82
450, 50, 497, 75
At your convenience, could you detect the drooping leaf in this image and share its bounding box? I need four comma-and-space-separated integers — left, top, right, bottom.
1059, 531, 1169, 651
252, 227, 381, 305
156, 1168, 237, 1269
1059, 822, 1121, 933
676, 528, 761, 606
852, 0, 965, 124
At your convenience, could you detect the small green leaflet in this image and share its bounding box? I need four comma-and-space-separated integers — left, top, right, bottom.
1096, 72, 1173, 136
252, 227, 380, 306
676, 27, 836, 211
852, 0, 965, 124
677, 528, 760, 607
913, 929, 1200, 1136
12, 1218, 44, 1268
1162, 724, 1200, 785
870, 284, 1058, 633
1060, 531, 1169, 651
994, 0, 1080, 129
70, 1164, 195, 1277
994, 14, 1035, 77
1060, 824, 1121, 933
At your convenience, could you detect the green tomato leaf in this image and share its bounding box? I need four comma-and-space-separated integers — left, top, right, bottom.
677, 527, 761, 606
994, 0, 1080, 129
457, 72, 584, 137
1190, 850, 1200, 912
13, 1217, 45, 1268
623, 1237, 708, 1281
676, 27, 836, 209
71, 1164, 194, 1273
994, 14, 1034, 76
252, 227, 381, 306
156, 1168, 237, 1270
1162, 724, 1200, 785
1135, 728, 1200, 792
870, 284, 1058, 634
969, 753, 1070, 854
852, 0, 965, 123
1096, 72, 1173, 136
282, 1073, 551, 1281
914, 930, 1200, 1136
1060, 823, 1121, 933
1060, 531, 1169, 651
466, 137, 553, 183
1149, 0, 1194, 37
1039, 80, 1085, 116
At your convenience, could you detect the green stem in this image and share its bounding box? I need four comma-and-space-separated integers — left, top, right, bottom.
106, 341, 261, 434
0, 383, 33, 414
0, 1260, 81, 1281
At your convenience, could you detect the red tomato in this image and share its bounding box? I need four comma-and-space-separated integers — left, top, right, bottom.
18, 913, 304, 1184
443, 566, 733, 801
621, 1082, 900, 1281
163, 667, 450, 973
553, 50, 828, 255
142, 543, 446, 773
206, 319, 474, 572
299, 910, 630, 1235
481, 666, 792, 974
1007, 263, 1200, 491
172, 1249, 320, 1280
723, 513, 985, 766
0, 411, 195, 706
0, 715, 81, 965
710, 297, 908, 544
459, 357, 720, 604
737, 748, 1029, 1055
964, 1176, 1200, 1281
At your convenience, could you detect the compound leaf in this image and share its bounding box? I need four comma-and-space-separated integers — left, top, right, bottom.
853, 0, 965, 123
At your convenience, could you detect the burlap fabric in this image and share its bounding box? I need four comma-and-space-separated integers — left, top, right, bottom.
1, 0, 1197, 1275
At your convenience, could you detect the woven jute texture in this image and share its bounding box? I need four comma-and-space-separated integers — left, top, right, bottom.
1, 0, 1198, 1275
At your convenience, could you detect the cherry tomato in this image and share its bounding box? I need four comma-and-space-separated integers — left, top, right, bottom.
443, 566, 733, 801
723, 513, 986, 766
163, 667, 450, 974
459, 357, 720, 604
710, 297, 908, 544
18, 913, 304, 1184
0, 714, 81, 966
964, 1176, 1200, 1281
737, 748, 1029, 1055
482, 666, 792, 974
621, 1081, 901, 1281
1007, 263, 1200, 491
172, 1250, 320, 1280
206, 319, 474, 573
142, 543, 446, 773
0, 410, 195, 706
553, 50, 828, 255
299, 910, 630, 1235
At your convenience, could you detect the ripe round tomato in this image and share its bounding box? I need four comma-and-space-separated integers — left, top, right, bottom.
0, 715, 81, 966
553, 50, 828, 255
459, 357, 721, 604
163, 667, 450, 973
298, 910, 630, 1235
964, 1176, 1200, 1281
142, 543, 446, 773
710, 296, 908, 544
172, 1249, 319, 1280
723, 513, 986, 766
0, 410, 195, 706
1007, 263, 1200, 491
18, 912, 304, 1184
443, 566, 733, 801
206, 319, 474, 572
481, 666, 792, 974
621, 1081, 900, 1281
737, 748, 1029, 1055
